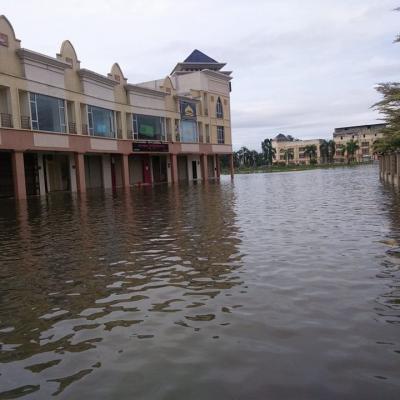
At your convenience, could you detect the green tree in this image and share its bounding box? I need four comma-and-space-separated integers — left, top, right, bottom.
261, 138, 276, 165
236, 147, 250, 166
304, 144, 317, 164
319, 140, 329, 164
328, 140, 336, 163
345, 139, 360, 163
319, 140, 336, 164
373, 82, 400, 153
373, 9, 400, 154
283, 148, 294, 165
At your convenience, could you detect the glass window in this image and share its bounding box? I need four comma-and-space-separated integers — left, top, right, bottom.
133, 114, 165, 141
29, 93, 66, 133
180, 120, 198, 143
88, 105, 115, 138
216, 97, 223, 119
217, 126, 225, 144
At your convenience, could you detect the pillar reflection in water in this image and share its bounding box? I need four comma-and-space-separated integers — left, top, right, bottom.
0, 182, 242, 398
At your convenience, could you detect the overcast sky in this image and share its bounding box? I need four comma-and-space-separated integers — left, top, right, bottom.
2, 0, 399, 150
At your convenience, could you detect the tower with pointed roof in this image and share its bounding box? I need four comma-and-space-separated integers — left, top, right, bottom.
171, 49, 232, 76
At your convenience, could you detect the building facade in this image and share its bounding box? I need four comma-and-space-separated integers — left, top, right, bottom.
333, 124, 385, 163
272, 135, 323, 165
0, 16, 234, 199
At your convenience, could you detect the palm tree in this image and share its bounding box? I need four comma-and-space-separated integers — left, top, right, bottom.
345, 140, 360, 164
304, 144, 317, 164
236, 147, 250, 166
283, 148, 294, 165
319, 140, 329, 164
328, 140, 336, 163
261, 138, 276, 166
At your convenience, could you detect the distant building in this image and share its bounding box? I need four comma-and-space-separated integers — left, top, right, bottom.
333, 124, 386, 162
272, 135, 323, 165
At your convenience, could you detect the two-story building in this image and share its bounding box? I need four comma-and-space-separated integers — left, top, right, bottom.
272, 134, 323, 165
0, 16, 234, 199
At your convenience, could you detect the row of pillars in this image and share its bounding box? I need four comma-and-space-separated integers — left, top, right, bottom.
11, 152, 234, 200
379, 153, 400, 186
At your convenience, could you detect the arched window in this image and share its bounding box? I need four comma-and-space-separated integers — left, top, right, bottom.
216, 97, 223, 119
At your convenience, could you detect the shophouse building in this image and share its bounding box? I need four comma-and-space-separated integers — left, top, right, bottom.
0, 16, 234, 199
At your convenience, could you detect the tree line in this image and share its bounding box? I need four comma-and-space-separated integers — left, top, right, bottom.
226, 138, 362, 169
372, 8, 400, 154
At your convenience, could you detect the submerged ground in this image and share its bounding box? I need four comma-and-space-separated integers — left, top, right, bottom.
0, 164, 399, 399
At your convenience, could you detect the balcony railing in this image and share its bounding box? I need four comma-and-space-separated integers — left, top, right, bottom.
127, 129, 133, 139
82, 124, 88, 135
167, 132, 173, 142
0, 113, 13, 128
68, 122, 77, 134
206, 135, 210, 144
21, 116, 31, 130
117, 128, 123, 139
199, 133, 204, 143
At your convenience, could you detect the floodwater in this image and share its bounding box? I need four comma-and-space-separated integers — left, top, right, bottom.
0, 164, 399, 399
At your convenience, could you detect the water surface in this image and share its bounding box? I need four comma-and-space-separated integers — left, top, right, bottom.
0, 165, 399, 399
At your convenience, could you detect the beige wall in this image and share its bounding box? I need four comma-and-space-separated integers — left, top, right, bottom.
333, 127, 384, 162
272, 139, 323, 165
0, 15, 233, 149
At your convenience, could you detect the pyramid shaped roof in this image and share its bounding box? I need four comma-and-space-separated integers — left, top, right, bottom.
184, 49, 218, 64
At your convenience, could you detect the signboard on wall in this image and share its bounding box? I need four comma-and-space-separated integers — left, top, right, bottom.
180, 100, 197, 120
132, 142, 169, 152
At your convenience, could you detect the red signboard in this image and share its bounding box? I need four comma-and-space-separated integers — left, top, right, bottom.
132, 142, 169, 152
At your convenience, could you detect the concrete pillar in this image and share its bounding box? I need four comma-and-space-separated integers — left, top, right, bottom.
37, 154, 46, 195
121, 154, 130, 189
68, 154, 77, 192
171, 154, 178, 184
229, 153, 234, 180
102, 155, 112, 189
74, 152, 86, 193
200, 154, 208, 181
215, 154, 221, 179
12, 151, 26, 200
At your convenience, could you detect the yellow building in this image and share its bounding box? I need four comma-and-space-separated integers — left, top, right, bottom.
272, 135, 323, 165
333, 124, 385, 162
0, 15, 234, 199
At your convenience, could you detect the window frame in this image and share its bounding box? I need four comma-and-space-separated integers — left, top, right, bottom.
132, 114, 166, 142
29, 92, 67, 133
216, 97, 224, 119
217, 125, 225, 144
87, 104, 115, 138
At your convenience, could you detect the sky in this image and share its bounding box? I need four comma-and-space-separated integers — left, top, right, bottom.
2, 0, 399, 150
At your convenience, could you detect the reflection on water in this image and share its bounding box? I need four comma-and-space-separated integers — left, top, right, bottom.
0, 165, 399, 399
